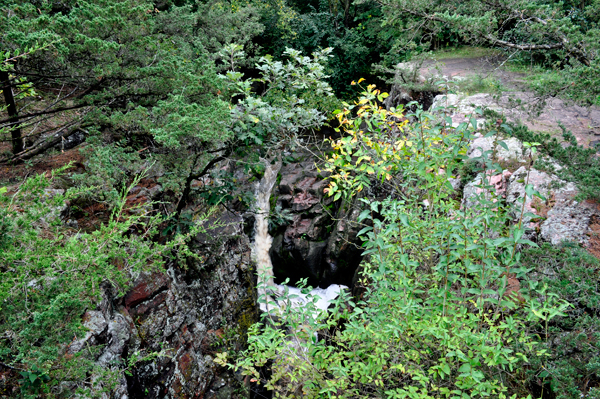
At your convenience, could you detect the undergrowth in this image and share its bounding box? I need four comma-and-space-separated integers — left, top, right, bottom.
225, 85, 571, 399
521, 243, 600, 399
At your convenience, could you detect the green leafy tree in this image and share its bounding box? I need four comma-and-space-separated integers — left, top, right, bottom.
1, 0, 337, 217
254, 0, 395, 97
0, 1, 230, 162
368, 0, 600, 104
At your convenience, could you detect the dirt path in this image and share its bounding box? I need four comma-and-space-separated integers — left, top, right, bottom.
421, 57, 600, 147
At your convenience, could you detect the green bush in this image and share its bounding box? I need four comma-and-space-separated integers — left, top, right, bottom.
0, 169, 192, 397
228, 88, 569, 398
521, 243, 600, 399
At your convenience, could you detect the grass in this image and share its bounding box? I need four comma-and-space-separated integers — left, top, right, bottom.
505, 59, 600, 107
505, 61, 559, 89
448, 74, 505, 95
427, 46, 503, 60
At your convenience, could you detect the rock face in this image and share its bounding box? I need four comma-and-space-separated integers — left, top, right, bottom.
431, 91, 600, 147
460, 135, 598, 246
467, 135, 530, 163
540, 196, 595, 245
65, 150, 366, 398
269, 156, 363, 288
71, 210, 256, 399
506, 167, 594, 245
431, 94, 491, 129
60, 147, 367, 398
461, 170, 512, 212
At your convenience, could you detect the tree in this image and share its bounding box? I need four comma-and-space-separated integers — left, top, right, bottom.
1, 1, 336, 220
369, 0, 600, 104
253, 0, 395, 97
0, 0, 231, 162
1, 42, 53, 155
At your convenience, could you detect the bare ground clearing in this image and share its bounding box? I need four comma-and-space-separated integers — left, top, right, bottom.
422, 56, 600, 147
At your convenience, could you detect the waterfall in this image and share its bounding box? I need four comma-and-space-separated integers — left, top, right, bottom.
253, 157, 281, 310
252, 157, 346, 315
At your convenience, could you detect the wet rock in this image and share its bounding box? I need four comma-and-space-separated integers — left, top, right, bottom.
268, 153, 363, 288
195, 211, 244, 245
323, 192, 364, 287
124, 273, 170, 309
291, 190, 320, 211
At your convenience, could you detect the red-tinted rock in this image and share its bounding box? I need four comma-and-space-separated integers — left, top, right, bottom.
285, 218, 311, 239
124, 273, 169, 308
292, 191, 319, 211
129, 291, 168, 318
295, 176, 317, 191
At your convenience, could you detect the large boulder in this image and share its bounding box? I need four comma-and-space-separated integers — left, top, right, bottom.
430, 93, 494, 128
467, 135, 530, 163
540, 197, 595, 245
461, 132, 598, 246
461, 170, 512, 212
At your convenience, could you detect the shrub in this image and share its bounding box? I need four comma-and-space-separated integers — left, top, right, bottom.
0, 168, 195, 397
227, 85, 568, 398
521, 243, 600, 399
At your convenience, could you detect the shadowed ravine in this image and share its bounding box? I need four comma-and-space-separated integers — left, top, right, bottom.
252, 157, 346, 315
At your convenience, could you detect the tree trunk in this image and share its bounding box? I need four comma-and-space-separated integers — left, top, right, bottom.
0, 70, 24, 154
174, 149, 231, 220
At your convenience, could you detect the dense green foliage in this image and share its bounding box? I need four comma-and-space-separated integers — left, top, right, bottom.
1, 2, 338, 395
227, 88, 584, 398
521, 243, 600, 399
256, 0, 395, 96
0, 170, 179, 397
2, 0, 600, 397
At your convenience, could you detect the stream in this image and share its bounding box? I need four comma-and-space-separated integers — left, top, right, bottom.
252, 157, 346, 315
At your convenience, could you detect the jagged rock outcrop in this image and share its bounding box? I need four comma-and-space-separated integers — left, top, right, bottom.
269, 156, 362, 288
467, 134, 531, 163
461, 170, 512, 212
65, 149, 366, 398
71, 209, 256, 399
506, 166, 594, 245
460, 135, 599, 246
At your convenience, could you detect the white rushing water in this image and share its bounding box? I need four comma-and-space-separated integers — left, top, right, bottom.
252, 158, 346, 315
253, 157, 281, 305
